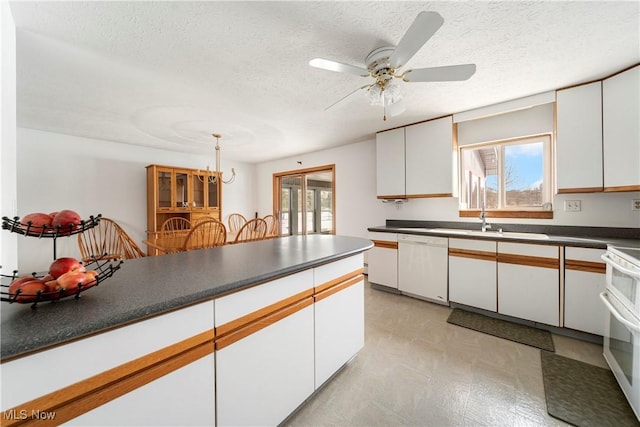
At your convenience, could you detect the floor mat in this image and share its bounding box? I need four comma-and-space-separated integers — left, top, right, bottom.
541, 351, 639, 427
446, 308, 555, 351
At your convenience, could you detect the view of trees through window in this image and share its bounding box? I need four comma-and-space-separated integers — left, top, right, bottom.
461, 135, 550, 210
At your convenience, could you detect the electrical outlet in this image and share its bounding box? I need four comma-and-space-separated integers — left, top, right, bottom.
633, 199, 640, 211
564, 200, 582, 212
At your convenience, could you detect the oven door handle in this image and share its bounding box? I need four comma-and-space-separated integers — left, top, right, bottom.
601, 253, 640, 279
599, 291, 640, 333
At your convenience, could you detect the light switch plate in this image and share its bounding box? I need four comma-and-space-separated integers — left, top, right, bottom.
564, 200, 582, 212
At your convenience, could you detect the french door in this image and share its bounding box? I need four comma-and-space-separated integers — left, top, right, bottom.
273, 165, 335, 236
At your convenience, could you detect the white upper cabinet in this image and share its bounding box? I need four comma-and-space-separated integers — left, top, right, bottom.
556, 82, 603, 192
405, 116, 454, 197
376, 127, 405, 198
603, 65, 640, 191
376, 116, 455, 198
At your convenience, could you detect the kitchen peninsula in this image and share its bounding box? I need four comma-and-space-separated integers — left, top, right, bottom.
1, 235, 372, 426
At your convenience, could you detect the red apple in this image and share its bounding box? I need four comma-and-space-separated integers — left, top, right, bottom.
52, 210, 81, 235
45, 279, 63, 293
20, 213, 53, 232
57, 271, 90, 295
8, 275, 38, 291
49, 257, 85, 279
8, 278, 48, 302
48, 211, 59, 220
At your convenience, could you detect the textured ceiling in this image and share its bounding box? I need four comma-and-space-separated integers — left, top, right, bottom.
9, 1, 640, 163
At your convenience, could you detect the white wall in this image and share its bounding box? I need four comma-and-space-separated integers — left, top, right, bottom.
16, 128, 256, 272
256, 139, 386, 239
1, 3, 18, 272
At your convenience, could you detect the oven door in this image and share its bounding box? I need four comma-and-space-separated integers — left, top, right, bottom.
602, 251, 640, 313
600, 290, 640, 420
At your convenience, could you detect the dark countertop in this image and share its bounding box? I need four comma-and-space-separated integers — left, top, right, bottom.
368, 220, 640, 249
1, 235, 373, 361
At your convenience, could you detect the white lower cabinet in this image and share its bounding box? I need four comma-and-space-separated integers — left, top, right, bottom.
448, 238, 497, 312
498, 242, 560, 326
367, 232, 398, 289
215, 305, 315, 427
2, 301, 215, 426
564, 247, 607, 336
315, 276, 364, 387
65, 354, 215, 426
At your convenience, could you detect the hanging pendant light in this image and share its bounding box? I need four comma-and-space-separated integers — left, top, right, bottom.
197, 133, 236, 185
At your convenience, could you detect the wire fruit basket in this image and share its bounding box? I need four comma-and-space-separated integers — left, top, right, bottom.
1, 213, 123, 307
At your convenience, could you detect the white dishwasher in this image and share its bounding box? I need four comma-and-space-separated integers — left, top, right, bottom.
398, 234, 449, 305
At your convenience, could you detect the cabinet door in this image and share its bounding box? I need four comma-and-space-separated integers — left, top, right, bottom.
449, 239, 497, 311
206, 174, 220, 209
64, 354, 215, 426
216, 305, 314, 426
173, 169, 190, 209
315, 279, 364, 387
367, 234, 398, 289
190, 172, 206, 209
564, 247, 607, 336
376, 128, 405, 198
405, 116, 454, 196
498, 243, 560, 326
155, 166, 174, 210
556, 82, 603, 192
603, 65, 640, 190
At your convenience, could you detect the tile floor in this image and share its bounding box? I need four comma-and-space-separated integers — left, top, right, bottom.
285, 278, 608, 426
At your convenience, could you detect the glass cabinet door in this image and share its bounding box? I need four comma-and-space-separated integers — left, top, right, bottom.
206, 174, 220, 209
157, 169, 172, 209
174, 171, 189, 208
192, 173, 206, 209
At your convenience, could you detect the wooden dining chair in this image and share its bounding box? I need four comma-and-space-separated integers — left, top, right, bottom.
78, 217, 146, 262
227, 213, 247, 233
262, 214, 277, 237
233, 218, 268, 244
181, 219, 227, 251
160, 217, 191, 235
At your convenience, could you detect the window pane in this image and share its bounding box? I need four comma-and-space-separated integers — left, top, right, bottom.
504, 142, 543, 207
320, 190, 332, 233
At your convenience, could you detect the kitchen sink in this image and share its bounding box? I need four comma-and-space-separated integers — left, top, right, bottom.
427, 228, 549, 240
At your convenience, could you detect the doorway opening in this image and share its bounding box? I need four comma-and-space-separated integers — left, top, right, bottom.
273, 165, 335, 236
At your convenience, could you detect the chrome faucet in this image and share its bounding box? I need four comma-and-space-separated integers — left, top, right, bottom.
480, 203, 491, 232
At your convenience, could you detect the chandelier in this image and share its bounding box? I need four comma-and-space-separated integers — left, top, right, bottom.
197, 133, 236, 185
365, 73, 405, 121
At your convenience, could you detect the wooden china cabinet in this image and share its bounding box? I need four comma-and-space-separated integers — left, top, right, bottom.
146, 164, 222, 248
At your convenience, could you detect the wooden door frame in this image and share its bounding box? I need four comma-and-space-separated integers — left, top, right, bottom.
273, 164, 336, 236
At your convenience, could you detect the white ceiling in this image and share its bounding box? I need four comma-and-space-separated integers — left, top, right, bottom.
9, 1, 640, 164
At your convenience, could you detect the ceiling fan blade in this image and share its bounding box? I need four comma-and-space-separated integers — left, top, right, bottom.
309, 58, 369, 77
403, 64, 476, 82
325, 85, 370, 111
389, 11, 444, 69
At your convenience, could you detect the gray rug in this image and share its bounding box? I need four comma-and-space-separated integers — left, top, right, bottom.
541, 351, 639, 427
446, 308, 555, 351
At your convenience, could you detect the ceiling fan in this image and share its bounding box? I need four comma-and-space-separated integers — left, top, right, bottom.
309, 11, 476, 120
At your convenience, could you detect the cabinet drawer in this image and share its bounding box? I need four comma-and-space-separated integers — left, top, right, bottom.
449, 238, 496, 252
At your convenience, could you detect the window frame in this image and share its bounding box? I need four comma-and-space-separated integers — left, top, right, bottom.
458, 133, 554, 219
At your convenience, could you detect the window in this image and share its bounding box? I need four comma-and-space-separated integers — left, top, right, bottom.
459, 134, 552, 216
